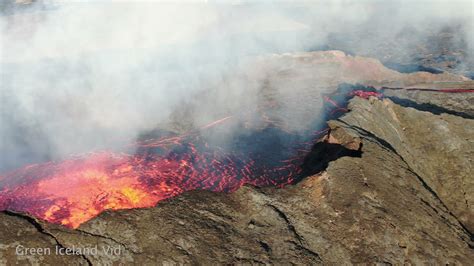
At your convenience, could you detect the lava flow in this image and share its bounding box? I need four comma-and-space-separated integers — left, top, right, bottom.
1, 86, 468, 229
0, 107, 326, 228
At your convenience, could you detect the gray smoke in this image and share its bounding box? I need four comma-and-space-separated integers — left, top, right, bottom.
0, 0, 472, 171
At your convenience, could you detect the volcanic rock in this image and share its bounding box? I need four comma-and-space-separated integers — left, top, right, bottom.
0, 212, 86, 265
326, 22, 474, 78
335, 96, 474, 234
382, 81, 474, 118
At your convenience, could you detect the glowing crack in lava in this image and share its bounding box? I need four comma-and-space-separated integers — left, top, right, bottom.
0, 127, 304, 227
0, 106, 328, 228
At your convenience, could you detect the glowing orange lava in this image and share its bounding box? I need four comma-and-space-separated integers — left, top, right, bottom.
0, 116, 320, 228
0, 88, 398, 228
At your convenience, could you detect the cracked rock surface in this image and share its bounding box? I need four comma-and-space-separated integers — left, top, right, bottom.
383, 82, 474, 118
0, 212, 86, 265
335, 97, 474, 234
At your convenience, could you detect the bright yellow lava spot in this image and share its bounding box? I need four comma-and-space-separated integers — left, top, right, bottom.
63, 207, 99, 228
120, 187, 146, 205
44, 205, 60, 220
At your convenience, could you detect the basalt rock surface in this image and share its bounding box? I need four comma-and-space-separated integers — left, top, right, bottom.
336, 97, 474, 233
382, 82, 474, 118
1, 51, 473, 264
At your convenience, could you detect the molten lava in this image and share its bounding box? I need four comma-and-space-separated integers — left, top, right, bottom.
0, 112, 320, 228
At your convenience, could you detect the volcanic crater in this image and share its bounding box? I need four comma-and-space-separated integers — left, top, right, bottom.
1, 50, 473, 265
